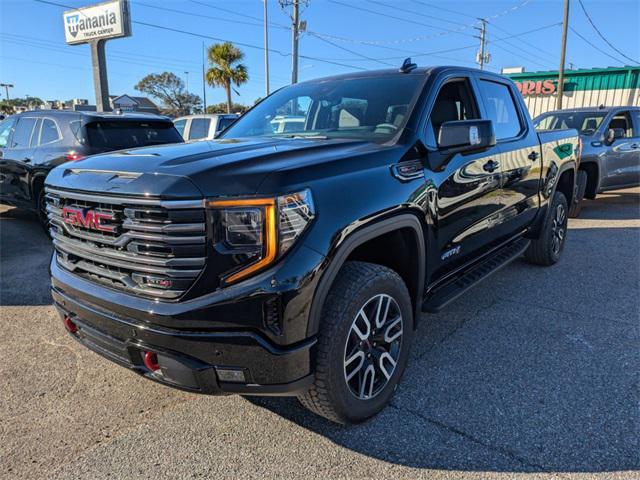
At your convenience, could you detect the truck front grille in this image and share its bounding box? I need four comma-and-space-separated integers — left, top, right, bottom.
46, 188, 206, 300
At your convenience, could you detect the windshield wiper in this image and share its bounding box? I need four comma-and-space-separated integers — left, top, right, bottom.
278, 134, 329, 140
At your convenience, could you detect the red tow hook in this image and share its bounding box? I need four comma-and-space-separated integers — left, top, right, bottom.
63, 315, 78, 334
143, 351, 160, 372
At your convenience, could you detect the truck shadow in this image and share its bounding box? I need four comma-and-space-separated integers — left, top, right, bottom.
246, 221, 640, 473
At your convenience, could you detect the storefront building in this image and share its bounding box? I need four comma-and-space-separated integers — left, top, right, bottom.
505, 66, 640, 118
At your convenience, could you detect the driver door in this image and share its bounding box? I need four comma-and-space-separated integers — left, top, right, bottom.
425, 77, 504, 283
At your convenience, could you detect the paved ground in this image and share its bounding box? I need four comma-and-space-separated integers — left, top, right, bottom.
0, 189, 638, 480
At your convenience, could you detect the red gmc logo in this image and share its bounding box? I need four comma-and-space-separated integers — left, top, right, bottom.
61, 207, 116, 233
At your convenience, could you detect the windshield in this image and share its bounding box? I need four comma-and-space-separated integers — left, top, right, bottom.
221, 74, 425, 143
534, 111, 607, 135
85, 120, 183, 149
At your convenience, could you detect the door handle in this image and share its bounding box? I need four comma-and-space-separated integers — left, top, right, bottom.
528, 151, 539, 161
483, 160, 500, 172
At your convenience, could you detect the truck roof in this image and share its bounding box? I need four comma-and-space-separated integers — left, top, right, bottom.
293, 65, 507, 85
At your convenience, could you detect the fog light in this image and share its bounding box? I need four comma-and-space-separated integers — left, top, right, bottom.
63, 316, 78, 334
215, 367, 247, 383
143, 351, 160, 372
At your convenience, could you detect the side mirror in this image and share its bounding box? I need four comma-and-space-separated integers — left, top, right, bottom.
605, 127, 625, 144
438, 119, 496, 153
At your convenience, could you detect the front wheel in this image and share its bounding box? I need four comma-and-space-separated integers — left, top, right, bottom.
525, 191, 568, 266
298, 261, 414, 424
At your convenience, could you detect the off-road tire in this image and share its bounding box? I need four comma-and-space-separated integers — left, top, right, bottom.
525, 191, 568, 266
298, 261, 413, 424
568, 170, 587, 218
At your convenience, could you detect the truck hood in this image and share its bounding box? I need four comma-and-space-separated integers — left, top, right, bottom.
45, 137, 377, 198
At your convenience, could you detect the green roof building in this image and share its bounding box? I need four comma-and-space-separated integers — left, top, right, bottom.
505, 66, 640, 117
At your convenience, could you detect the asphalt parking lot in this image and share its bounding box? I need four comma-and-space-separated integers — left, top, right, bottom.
0, 188, 638, 480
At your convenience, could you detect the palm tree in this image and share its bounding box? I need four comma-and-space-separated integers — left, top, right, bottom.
206, 42, 249, 114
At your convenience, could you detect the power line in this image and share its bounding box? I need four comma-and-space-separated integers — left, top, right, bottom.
368, 0, 471, 28
576, 0, 639, 64
328, 0, 476, 38
569, 27, 628, 65
187, 0, 290, 30
410, 0, 478, 20
487, 22, 558, 67
32, 0, 368, 72
306, 33, 395, 67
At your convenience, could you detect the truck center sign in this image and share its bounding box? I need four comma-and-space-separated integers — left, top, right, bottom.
63, 0, 131, 45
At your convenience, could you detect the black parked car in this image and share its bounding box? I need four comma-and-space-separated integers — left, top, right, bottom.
0, 110, 183, 226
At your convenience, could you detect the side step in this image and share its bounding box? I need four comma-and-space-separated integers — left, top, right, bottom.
422, 237, 530, 313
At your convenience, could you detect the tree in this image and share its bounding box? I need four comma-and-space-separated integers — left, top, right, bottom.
205, 42, 248, 114
135, 72, 202, 116
206, 102, 247, 114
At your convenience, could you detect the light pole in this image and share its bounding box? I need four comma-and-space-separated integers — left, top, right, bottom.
0, 83, 14, 101
184, 71, 189, 92
264, 0, 270, 96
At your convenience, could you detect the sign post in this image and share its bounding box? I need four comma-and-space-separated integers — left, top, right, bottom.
63, 0, 131, 112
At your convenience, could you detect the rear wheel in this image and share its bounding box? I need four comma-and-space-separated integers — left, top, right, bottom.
298, 261, 413, 424
568, 170, 587, 218
525, 191, 568, 266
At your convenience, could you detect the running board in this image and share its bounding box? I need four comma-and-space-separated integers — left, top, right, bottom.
422, 238, 530, 313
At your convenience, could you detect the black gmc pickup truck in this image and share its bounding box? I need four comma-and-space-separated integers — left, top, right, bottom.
46, 64, 579, 424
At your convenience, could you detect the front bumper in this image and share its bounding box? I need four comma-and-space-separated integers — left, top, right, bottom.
51, 266, 316, 396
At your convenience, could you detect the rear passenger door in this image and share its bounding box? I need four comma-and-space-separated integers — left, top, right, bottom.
425, 76, 504, 281
476, 75, 542, 237
601, 110, 640, 188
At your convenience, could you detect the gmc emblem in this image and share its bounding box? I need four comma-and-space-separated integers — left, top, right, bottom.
61, 207, 116, 233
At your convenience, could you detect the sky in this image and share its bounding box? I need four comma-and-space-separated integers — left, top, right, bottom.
0, 0, 638, 107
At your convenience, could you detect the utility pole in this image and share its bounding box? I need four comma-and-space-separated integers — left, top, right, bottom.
264, 0, 270, 95
291, 0, 300, 84
0, 83, 13, 101
475, 19, 490, 70
184, 71, 189, 92
280, 0, 306, 84
202, 42, 207, 113
557, 0, 570, 110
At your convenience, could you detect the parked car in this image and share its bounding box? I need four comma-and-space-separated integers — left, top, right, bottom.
45, 64, 578, 424
269, 115, 306, 134
534, 106, 640, 216
0, 110, 183, 227
173, 114, 239, 141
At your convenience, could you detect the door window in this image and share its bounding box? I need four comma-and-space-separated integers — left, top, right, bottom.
478, 80, 523, 140
430, 79, 479, 145
188, 118, 211, 140
173, 119, 187, 138
0, 117, 17, 148
11, 117, 38, 149
632, 111, 640, 137
39, 118, 62, 145
216, 116, 236, 132
607, 111, 633, 138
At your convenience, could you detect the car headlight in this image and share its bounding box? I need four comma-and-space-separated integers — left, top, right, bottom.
208, 189, 315, 284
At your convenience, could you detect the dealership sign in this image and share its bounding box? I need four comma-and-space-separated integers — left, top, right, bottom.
63, 0, 131, 45
514, 79, 557, 96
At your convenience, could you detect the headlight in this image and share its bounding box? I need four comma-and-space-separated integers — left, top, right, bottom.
208, 189, 314, 284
